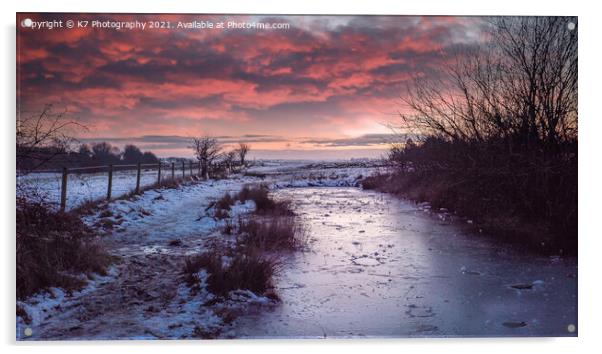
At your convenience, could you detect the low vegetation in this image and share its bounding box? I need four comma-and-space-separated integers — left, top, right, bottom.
16, 197, 112, 299
211, 185, 294, 219
363, 138, 577, 254
187, 185, 305, 299
183, 252, 277, 298
237, 185, 294, 216
237, 215, 306, 251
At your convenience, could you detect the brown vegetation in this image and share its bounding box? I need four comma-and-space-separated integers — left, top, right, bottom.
186, 185, 305, 299
238, 215, 306, 251
183, 252, 276, 298
363, 138, 577, 253
16, 197, 112, 299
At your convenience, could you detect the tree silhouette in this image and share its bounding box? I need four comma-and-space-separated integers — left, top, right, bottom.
190, 137, 222, 179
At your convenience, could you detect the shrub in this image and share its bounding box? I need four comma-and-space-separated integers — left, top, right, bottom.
183, 252, 275, 297
209, 192, 237, 219
215, 193, 235, 211
361, 174, 392, 191
16, 198, 111, 299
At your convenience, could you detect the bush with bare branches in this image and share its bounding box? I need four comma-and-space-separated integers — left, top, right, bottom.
378, 17, 578, 254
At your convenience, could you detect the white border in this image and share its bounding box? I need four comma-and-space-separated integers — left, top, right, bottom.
2, 1, 600, 353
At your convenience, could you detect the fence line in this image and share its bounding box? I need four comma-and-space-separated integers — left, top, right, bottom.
56, 161, 236, 212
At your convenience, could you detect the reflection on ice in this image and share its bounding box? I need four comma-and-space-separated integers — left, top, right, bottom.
233, 187, 577, 338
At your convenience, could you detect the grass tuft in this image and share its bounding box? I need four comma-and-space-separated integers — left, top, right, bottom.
238, 215, 306, 251
183, 252, 276, 297
215, 193, 235, 211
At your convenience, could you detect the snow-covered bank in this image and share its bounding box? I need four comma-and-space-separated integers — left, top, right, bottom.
16, 267, 118, 337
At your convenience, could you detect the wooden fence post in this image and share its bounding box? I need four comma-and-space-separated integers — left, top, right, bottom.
60, 167, 68, 212
157, 163, 162, 185
197, 162, 201, 176
182, 161, 185, 178
135, 163, 141, 194
171, 162, 175, 180
107, 164, 113, 200
189, 161, 193, 176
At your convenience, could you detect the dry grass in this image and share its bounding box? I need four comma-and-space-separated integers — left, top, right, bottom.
215, 193, 235, 211
16, 197, 112, 299
183, 252, 276, 298
212, 193, 236, 219
237, 215, 306, 251
186, 185, 305, 301
234, 185, 306, 251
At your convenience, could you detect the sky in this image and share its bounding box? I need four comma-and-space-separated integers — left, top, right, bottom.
17, 13, 485, 159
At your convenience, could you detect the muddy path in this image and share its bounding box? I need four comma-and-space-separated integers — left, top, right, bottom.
17, 166, 371, 340
19, 179, 248, 340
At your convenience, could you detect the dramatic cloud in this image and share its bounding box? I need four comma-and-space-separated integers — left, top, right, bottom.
17, 14, 486, 158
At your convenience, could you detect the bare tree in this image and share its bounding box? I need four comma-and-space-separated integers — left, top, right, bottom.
400, 17, 577, 151
16, 104, 83, 175
236, 143, 250, 166
492, 17, 578, 149
190, 137, 222, 179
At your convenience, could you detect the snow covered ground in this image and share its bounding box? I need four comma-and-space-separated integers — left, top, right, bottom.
16, 160, 576, 339
18, 160, 386, 210
16, 160, 381, 340
17, 175, 264, 340
18, 168, 164, 210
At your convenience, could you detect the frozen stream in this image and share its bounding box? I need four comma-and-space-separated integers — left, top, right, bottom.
233, 187, 577, 338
